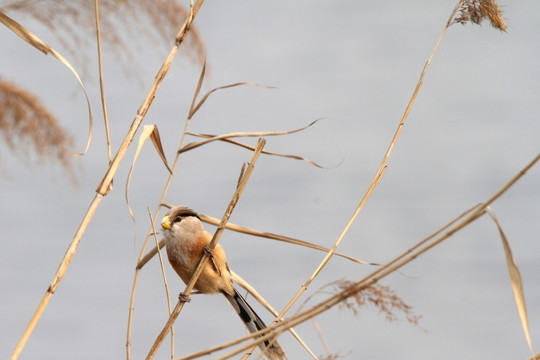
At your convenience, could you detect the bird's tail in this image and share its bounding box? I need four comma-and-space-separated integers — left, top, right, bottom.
222, 289, 286, 360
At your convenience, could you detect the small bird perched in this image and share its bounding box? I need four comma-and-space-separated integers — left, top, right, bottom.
161, 206, 286, 360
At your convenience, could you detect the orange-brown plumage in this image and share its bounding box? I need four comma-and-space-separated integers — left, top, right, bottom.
161, 206, 286, 360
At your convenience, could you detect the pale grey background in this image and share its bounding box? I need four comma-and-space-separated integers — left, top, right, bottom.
1, 1, 539, 359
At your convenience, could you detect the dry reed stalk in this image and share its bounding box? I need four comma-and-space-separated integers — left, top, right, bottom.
348, 153, 539, 311
526, 352, 540, 360
9, 2, 205, 359
145, 139, 266, 359
94, 0, 112, 179
126, 217, 155, 360
268, 0, 490, 328
273, 166, 387, 324
148, 208, 175, 359
311, 317, 333, 359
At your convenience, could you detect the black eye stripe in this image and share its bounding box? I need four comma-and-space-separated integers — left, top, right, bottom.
171, 211, 201, 224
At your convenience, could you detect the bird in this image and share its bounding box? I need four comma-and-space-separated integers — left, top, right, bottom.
160, 205, 286, 359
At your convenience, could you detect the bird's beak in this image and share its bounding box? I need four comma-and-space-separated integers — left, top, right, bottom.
161, 215, 171, 229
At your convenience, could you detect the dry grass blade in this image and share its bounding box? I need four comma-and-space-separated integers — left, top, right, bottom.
190, 81, 274, 119
149, 126, 172, 173
179, 119, 324, 154
126, 125, 172, 223
486, 207, 533, 354
1, 10, 93, 156
189, 134, 329, 168
187, 51, 274, 119
0, 10, 49, 53
188, 56, 207, 119
199, 213, 373, 265
94, 0, 112, 176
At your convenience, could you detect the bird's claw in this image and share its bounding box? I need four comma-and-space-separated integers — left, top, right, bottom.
203, 246, 214, 257
178, 292, 191, 303
204, 246, 221, 276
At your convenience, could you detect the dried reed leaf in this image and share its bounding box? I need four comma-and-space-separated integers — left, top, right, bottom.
149, 126, 172, 174
188, 55, 207, 118
0, 10, 49, 53
179, 119, 324, 154
0, 10, 93, 156
189, 134, 330, 168
49, 49, 93, 156
187, 54, 274, 119
190, 81, 274, 119
199, 213, 373, 265
125, 125, 172, 222
486, 207, 533, 353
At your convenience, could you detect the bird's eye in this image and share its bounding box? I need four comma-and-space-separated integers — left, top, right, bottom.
174, 216, 182, 223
